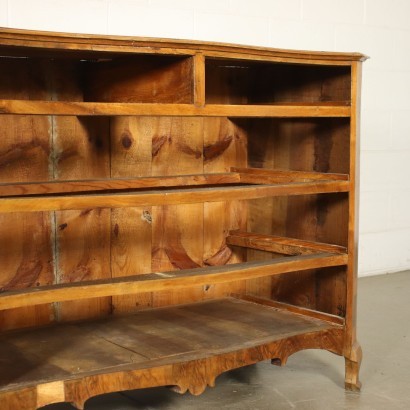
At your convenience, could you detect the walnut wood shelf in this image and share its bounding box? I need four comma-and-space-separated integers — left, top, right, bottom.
0, 298, 344, 409
0, 169, 348, 197
0, 28, 366, 409
0, 100, 351, 117
0, 180, 349, 213
0, 249, 348, 310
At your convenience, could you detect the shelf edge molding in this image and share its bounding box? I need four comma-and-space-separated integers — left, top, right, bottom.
0, 252, 348, 310
0, 180, 350, 213
0, 100, 351, 117
0, 172, 241, 197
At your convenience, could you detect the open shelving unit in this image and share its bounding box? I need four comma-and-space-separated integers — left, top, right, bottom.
0, 28, 366, 409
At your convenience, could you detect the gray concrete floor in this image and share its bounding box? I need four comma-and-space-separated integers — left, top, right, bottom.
47, 271, 410, 410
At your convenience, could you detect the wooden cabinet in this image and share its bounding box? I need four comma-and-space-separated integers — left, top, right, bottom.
0, 28, 367, 409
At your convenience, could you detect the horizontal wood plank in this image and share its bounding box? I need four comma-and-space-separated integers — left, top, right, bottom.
227, 231, 347, 255
0, 297, 343, 409
0, 181, 350, 213
0, 173, 240, 197
233, 167, 349, 183
235, 294, 345, 325
0, 27, 368, 62
0, 253, 348, 310
0, 100, 351, 117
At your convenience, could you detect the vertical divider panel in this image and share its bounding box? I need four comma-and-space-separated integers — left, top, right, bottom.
193, 53, 205, 107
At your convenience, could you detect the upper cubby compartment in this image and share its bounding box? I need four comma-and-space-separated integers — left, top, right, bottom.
205, 58, 351, 105
0, 54, 193, 103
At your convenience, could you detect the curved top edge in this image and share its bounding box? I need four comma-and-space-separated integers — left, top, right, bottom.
0, 27, 369, 62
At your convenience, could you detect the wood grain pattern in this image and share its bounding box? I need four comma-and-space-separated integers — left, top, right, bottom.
203, 117, 248, 298
206, 59, 351, 105
0, 100, 351, 117
227, 231, 347, 255
0, 178, 351, 214
0, 30, 364, 399
343, 61, 363, 391
84, 55, 193, 104
245, 118, 350, 314
151, 117, 204, 307
0, 57, 54, 331
110, 117, 153, 312
0, 298, 344, 409
193, 53, 205, 107
0, 27, 367, 62
234, 167, 349, 182
0, 173, 241, 196
0, 253, 348, 311
53, 115, 112, 321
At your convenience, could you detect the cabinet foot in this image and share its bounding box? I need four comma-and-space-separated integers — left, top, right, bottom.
344, 342, 362, 391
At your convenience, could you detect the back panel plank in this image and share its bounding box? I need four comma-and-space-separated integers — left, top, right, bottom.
151, 117, 205, 307
203, 117, 248, 298
0, 57, 54, 331
110, 116, 153, 312
54, 117, 112, 321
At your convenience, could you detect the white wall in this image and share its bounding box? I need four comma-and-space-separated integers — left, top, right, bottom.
1, 0, 409, 277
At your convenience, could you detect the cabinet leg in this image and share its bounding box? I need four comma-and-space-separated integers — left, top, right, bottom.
344, 342, 362, 391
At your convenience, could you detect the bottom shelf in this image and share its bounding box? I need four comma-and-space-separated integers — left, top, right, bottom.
0, 298, 344, 410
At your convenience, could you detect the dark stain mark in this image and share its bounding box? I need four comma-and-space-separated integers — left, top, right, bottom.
165, 247, 201, 270
204, 244, 232, 266
204, 135, 233, 162
1, 260, 43, 291
0, 138, 50, 168
152, 135, 169, 158
80, 209, 93, 217
114, 223, 119, 237
57, 148, 78, 164
142, 210, 152, 224
316, 195, 329, 227
64, 264, 92, 283
337, 304, 346, 317
121, 132, 133, 150
58, 223, 68, 231
94, 136, 104, 150
177, 142, 202, 159
314, 128, 333, 173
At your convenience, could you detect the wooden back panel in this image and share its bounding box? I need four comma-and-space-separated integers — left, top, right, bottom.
246, 117, 350, 316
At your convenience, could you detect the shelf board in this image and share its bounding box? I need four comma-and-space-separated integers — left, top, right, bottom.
0, 180, 350, 213
0, 172, 241, 197
0, 251, 348, 310
0, 297, 344, 408
234, 167, 349, 183
0, 169, 349, 198
227, 231, 347, 255
0, 100, 351, 117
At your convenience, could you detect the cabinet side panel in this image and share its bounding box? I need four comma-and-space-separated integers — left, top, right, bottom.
0, 58, 54, 331
151, 117, 205, 307
110, 117, 153, 313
